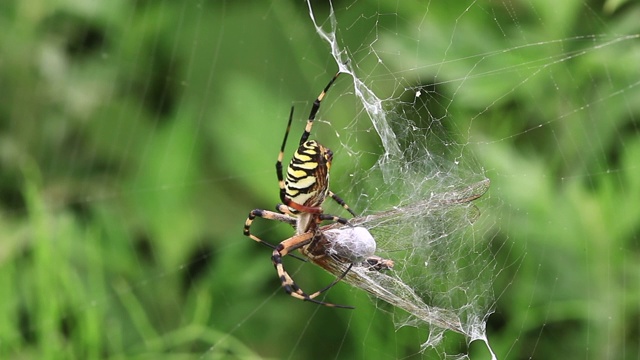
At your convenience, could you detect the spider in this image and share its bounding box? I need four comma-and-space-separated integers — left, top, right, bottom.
243, 72, 389, 308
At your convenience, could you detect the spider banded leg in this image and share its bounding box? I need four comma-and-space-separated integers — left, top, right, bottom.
328, 190, 357, 217
243, 209, 308, 262
243, 209, 296, 245
299, 71, 341, 145
276, 107, 295, 208
318, 213, 350, 225
272, 232, 354, 309
277, 260, 354, 307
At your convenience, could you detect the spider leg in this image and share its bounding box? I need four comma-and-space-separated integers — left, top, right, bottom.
276, 107, 295, 208
243, 209, 308, 262
276, 203, 294, 215
305, 263, 354, 298
328, 190, 357, 217
318, 213, 350, 225
244, 209, 296, 244
272, 232, 354, 309
299, 71, 342, 145
277, 262, 354, 308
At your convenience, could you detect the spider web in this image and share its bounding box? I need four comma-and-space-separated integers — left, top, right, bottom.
281, 1, 639, 358
2, 0, 640, 359
301, 1, 496, 356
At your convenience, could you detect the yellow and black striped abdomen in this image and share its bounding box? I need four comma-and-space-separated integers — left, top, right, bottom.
285, 140, 332, 210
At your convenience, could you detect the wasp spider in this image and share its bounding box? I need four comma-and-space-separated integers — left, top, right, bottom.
243, 72, 384, 308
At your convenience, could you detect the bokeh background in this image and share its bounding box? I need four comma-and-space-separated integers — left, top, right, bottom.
1, 0, 639, 359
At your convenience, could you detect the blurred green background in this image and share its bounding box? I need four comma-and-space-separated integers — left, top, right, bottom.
1, 0, 640, 359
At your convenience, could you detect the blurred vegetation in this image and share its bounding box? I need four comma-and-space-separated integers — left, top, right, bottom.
1, 0, 640, 359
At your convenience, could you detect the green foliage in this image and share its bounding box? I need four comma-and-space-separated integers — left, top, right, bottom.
1, 0, 639, 359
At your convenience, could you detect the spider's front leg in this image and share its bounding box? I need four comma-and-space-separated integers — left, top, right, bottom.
243, 209, 296, 250
271, 231, 354, 309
